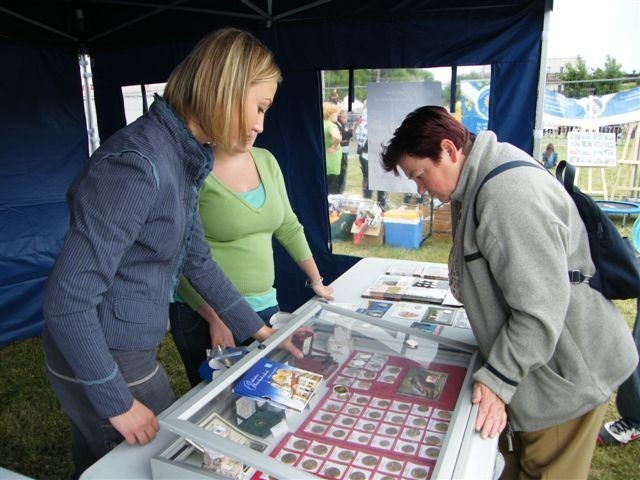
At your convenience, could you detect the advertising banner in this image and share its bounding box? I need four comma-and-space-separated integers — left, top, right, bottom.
460, 80, 491, 133
543, 87, 640, 128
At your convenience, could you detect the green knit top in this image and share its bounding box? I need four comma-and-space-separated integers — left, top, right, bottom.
177, 147, 313, 310
324, 120, 342, 175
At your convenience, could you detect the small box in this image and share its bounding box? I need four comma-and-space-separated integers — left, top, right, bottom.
350, 223, 384, 246
384, 209, 423, 249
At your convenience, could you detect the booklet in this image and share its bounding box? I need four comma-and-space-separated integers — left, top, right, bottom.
233, 358, 323, 412
362, 274, 448, 304
388, 302, 429, 322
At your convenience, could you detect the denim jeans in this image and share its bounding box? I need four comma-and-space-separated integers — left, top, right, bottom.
43, 331, 175, 479
169, 302, 277, 387
616, 298, 640, 426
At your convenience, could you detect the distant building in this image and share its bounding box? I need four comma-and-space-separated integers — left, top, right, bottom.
546, 57, 579, 93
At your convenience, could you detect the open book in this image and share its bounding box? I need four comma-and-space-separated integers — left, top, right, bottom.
362, 274, 448, 304
386, 263, 450, 281
233, 358, 323, 412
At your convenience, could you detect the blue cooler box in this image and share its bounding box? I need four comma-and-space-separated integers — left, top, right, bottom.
384, 209, 423, 249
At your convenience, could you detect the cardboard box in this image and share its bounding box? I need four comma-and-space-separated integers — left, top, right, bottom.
350, 222, 384, 246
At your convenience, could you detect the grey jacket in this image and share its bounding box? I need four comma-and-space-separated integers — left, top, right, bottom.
43, 96, 264, 418
450, 131, 638, 431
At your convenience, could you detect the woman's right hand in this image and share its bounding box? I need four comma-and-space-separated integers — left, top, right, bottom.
196, 303, 236, 348
109, 398, 159, 445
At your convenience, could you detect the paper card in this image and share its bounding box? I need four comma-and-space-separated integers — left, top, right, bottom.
378, 457, 406, 475
403, 462, 431, 479
410, 322, 444, 335
298, 455, 322, 473
453, 309, 471, 329
423, 431, 445, 447
276, 449, 300, 466
320, 461, 347, 479
354, 451, 380, 469
304, 421, 328, 435
388, 302, 429, 322
330, 447, 357, 464
396, 368, 448, 401
357, 300, 394, 318
432, 408, 453, 421
395, 440, 418, 456
344, 466, 373, 480
423, 306, 457, 325
308, 440, 333, 458
400, 426, 424, 442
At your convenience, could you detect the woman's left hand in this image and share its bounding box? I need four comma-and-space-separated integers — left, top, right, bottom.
312, 283, 334, 301
472, 381, 507, 439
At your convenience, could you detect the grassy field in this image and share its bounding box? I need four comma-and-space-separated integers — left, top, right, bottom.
1, 136, 639, 479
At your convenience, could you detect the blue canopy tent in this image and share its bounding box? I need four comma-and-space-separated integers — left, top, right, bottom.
0, 0, 551, 346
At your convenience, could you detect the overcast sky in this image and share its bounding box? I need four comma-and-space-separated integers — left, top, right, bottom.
547, 0, 640, 72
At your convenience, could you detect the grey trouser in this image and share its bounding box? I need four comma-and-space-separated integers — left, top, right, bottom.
43, 330, 175, 479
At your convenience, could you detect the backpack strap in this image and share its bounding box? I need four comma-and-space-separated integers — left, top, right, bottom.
555, 160, 575, 193
473, 160, 543, 228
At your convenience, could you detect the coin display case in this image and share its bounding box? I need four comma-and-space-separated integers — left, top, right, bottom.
153, 301, 481, 480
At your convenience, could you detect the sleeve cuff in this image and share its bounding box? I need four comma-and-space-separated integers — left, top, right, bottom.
473, 365, 518, 405
83, 372, 135, 419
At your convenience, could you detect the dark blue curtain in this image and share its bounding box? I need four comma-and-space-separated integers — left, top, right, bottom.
0, 44, 87, 345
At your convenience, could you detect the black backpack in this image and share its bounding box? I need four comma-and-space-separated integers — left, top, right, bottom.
473, 160, 640, 300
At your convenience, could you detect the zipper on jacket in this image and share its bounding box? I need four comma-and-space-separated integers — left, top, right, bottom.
506, 421, 514, 452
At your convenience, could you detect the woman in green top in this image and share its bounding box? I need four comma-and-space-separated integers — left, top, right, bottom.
323, 102, 343, 194
169, 29, 333, 386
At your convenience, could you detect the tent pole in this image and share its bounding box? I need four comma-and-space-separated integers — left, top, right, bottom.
80, 50, 99, 154
533, 0, 553, 160
348, 69, 354, 112
449, 66, 458, 113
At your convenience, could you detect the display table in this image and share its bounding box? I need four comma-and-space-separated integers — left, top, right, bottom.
82, 258, 498, 480
329, 257, 476, 347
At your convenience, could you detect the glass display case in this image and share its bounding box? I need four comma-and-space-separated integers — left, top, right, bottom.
153, 301, 481, 480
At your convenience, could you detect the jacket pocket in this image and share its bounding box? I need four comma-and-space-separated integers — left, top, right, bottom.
534, 364, 576, 393
114, 298, 158, 324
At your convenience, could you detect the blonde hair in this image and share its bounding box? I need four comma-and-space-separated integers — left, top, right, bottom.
323, 102, 341, 120
164, 28, 281, 150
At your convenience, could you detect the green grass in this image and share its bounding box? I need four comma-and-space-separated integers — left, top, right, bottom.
1, 137, 639, 479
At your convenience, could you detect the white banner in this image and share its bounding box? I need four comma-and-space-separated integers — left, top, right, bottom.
367, 82, 442, 193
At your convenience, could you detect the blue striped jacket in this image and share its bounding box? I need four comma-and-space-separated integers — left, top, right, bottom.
43, 96, 264, 418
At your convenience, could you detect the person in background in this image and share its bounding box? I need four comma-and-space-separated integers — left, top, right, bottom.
598, 298, 640, 446
380, 105, 638, 479
354, 105, 386, 206
336, 110, 353, 193
41, 28, 299, 479
171, 32, 334, 387
330, 88, 341, 104
323, 102, 343, 194
542, 142, 558, 169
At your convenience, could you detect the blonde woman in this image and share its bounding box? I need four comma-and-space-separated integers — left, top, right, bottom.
323, 102, 343, 194
42, 28, 294, 477
170, 29, 333, 387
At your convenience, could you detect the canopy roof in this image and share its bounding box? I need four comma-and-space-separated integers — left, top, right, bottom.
0, 0, 551, 345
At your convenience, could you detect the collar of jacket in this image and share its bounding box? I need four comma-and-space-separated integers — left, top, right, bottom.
150, 94, 213, 183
